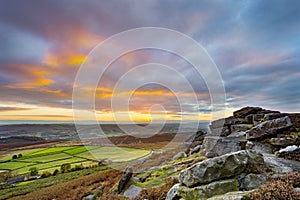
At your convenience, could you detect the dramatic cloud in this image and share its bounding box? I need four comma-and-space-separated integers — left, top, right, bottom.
0, 0, 299, 122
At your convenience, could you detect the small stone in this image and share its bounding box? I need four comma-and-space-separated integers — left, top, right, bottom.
173, 152, 187, 160
166, 183, 180, 200
123, 185, 142, 199
190, 145, 201, 155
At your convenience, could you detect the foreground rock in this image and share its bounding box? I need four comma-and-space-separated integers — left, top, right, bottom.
117, 166, 133, 194
178, 179, 239, 199
179, 150, 264, 187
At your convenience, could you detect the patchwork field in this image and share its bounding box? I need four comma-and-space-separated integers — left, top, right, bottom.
0, 145, 151, 174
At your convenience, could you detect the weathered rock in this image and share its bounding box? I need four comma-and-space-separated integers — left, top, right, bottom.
123, 185, 142, 199
246, 141, 273, 154
263, 153, 300, 173
231, 124, 252, 133
166, 183, 180, 200
234, 107, 264, 118
201, 136, 244, 158
118, 166, 133, 194
173, 152, 187, 160
178, 179, 239, 200
207, 191, 253, 200
209, 127, 230, 137
179, 150, 264, 187
190, 145, 201, 155
238, 173, 266, 191
246, 116, 293, 140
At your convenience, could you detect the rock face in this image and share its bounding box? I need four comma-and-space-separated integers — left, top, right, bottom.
246, 116, 292, 140
118, 166, 133, 194
201, 136, 244, 158
233, 107, 264, 118
179, 150, 264, 187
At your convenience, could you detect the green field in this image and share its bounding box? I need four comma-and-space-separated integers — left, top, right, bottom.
0, 146, 150, 174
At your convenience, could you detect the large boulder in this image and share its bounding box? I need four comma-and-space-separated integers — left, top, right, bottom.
201, 136, 244, 158
118, 166, 133, 194
246, 116, 293, 140
179, 150, 264, 187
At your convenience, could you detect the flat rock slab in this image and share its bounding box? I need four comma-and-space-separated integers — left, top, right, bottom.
179, 150, 264, 187
246, 116, 292, 140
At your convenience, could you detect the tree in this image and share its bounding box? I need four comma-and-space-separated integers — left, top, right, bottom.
12, 155, 18, 159
60, 163, 71, 173
29, 167, 39, 176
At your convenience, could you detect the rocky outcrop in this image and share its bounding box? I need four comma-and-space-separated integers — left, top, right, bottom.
170, 107, 300, 200
117, 166, 133, 194
179, 150, 264, 187
246, 116, 293, 140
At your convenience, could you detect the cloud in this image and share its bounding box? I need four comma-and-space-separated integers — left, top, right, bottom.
0, 0, 299, 121
0, 107, 34, 112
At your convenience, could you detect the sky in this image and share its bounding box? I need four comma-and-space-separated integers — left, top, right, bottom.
0, 0, 299, 123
